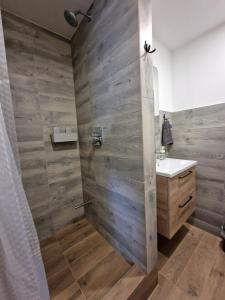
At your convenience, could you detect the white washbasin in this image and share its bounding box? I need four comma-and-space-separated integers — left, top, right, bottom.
156, 158, 197, 178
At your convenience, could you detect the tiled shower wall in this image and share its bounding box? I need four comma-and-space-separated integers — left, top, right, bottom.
169, 104, 225, 235
2, 12, 83, 240
71, 0, 157, 272
0, 10, 19, 167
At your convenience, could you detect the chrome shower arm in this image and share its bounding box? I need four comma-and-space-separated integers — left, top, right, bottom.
75, 10, 92, 22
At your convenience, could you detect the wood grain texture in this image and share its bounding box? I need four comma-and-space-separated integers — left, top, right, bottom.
46, 223, 224, 300
128, 267, 158, 300
71, 0, 157, 272
150, 223, 225, 300
41, 217, 157, 300
2, 11, 83, 239
78, 251, 131, 300
176, 240, 216, 297
149, 274, 190, 300
159, 227, 201, 283
138, 0, 158, 273
167, 104, 225, 235
169, 168, 196, 237
157, 167, 196, 239
102, 265, 145, 300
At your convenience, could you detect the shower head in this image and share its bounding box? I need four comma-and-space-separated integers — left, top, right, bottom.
64, 10, 79, 27
64, 10, 92, 27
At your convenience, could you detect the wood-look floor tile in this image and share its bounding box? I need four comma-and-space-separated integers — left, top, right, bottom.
70, 238, 113, 280
160, 231, 199, 284
55, 218, 89, 240
78, 251, 131, 300
102, 265, 145, 300
41, 240, 62, 263
51, 282, 84, 300
157, 252, 168, 272
63, 232, 104, 264
176, 240, 216, 297
200, 230, 221, 250
47, 266, 75, 299
199, 248, 225, 300
185, 222, 205, 239
154, 223, 225, 300
40, 219, 225, 300
58, 223, 95, 251
149, 274, 190, 300
40, 235, 57, 249
44, 253, 67, 278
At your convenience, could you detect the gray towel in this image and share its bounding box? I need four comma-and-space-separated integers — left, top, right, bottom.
161, 119, 173, 146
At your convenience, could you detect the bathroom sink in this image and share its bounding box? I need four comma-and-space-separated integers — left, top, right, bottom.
156, 158, 197, 178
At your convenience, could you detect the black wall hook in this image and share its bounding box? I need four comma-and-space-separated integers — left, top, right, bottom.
144, 41, 156, 54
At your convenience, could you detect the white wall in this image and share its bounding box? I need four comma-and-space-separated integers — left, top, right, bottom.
152, 38, 173, 112
153, 24, 225, 112
173, 24, 225, 111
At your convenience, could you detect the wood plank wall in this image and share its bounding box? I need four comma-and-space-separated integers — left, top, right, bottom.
156, 106, 225, 235
71, 0, 157, 272
138, 0, 158, 272
169, 105, 225, 235
0, 10, 20, 167
2, 11, 83, 240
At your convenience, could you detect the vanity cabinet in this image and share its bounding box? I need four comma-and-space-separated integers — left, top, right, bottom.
157, 167, 196, 239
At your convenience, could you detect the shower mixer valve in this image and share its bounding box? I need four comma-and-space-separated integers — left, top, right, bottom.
91, 127, 103, 147
92, 136, 102, 147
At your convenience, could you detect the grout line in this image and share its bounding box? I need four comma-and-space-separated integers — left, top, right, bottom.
159, 231, 201, 282
45, 217, 140, 299
103, 264, 140, 299
69, 242, 114, 280
54, 222, 87, 299
159, 225, 219, 297
175, 240, 217, 298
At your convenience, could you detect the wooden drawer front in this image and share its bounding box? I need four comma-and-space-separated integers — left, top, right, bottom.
170, 190, 196, 237
156, 167, 196, 239
168, 167, 196, 238
169, 168, 195, 200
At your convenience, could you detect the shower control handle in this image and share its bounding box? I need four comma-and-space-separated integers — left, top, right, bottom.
92, 136, 102, 147
91, 127, 103, 147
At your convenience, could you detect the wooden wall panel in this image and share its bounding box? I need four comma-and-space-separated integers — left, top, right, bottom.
165, 104, 225, 235
138, 0, 158, 272
2, 11, 83, 240
71, 0, 157, 272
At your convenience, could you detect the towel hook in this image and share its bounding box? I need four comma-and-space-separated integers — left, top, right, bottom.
144, 41, 156, 54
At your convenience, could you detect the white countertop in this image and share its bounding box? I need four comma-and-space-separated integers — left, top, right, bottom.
156, 158, 197, 178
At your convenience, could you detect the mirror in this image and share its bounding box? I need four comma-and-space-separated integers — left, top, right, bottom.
153, 66, 159, 116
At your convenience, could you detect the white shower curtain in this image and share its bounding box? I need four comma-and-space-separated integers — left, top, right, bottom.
0, 104, 49, 300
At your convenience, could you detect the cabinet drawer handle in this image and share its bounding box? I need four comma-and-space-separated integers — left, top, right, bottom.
179, 196, 193, 208
179, 170, 192, 179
